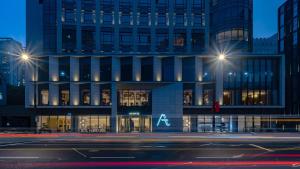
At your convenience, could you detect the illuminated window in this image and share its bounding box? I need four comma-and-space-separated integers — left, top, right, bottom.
61, 90, 70, 106
41, 90, 49, 105
101, 89, 111, 106
119, 90, 150, 107
183, 90, 193, 106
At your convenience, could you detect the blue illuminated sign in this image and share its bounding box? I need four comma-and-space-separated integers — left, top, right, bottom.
156, 114, 171, 127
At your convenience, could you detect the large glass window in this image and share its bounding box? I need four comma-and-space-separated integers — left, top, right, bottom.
100, 57, 112, 81
101, 84, 111, 106
59, 84, 70, 106
81, 27, 96, 54
162, 57, 174, 81
120, 57, 133, 81
38, 84, 49, 106
120, 29, 133, 52
174, 29, 186, 52
156, 29, 169, 52
59, 57, 70, 81
62, 26, 76, 53
100, 27, 114, 52
80, 84, 90, 105
183, 84, 194, 106
38, 57, 49, 82
182, 57, 195, 81
119, 90, 151, 107
141, 57, 153, 81
79, 57, 91, 81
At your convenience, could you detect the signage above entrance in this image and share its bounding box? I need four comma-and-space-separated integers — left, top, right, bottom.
156, 114, 171, 127
129, 112, 140, 116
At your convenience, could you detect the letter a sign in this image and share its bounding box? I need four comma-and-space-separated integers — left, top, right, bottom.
156, 114, 171, 127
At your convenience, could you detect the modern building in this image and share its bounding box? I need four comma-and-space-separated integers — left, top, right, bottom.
0, 38, 25, 86
25, 0, 288, 133
253, 34, 278, 55
210, 0, 253, 52
278, 0, 300, 115
0, 76, 6, 106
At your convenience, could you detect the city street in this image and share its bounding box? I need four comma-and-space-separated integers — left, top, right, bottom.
0, 133, 300, 169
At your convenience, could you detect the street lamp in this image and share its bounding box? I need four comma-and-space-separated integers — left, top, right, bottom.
21, 53, 30, 62
218, 53, 226, 61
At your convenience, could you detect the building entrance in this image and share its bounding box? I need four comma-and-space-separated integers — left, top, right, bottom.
118, 115, 151, 133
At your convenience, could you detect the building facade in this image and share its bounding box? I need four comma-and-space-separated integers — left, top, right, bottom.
210, 0, 253, 52
26, 0, 288, 133
253, 34, 278, 55
0, 38, 24, 86
279, 0, 300, 115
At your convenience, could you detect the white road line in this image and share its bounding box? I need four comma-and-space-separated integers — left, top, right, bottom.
0, 141, 40, 147
0, 157, 40, 159
249, 144, 273, 152
155, 146, 166, 148
72, 148, 88, 158
90, 156, 136, 159
196, 154, 244, 159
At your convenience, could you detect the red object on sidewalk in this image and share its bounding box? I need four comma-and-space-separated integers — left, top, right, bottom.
213, 101, 220, 113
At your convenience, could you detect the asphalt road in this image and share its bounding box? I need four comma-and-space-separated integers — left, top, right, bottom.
0, 135, 300, 169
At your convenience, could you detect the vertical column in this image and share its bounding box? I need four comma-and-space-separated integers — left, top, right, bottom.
70, 83, 79, 106
49, 84, 59, 106
111, 83, 117, 132
49, 57, 59, 82
132, 0, 138, 52
91, 57, 100, 81
153, 57, 162, 81
280, 55, 285, 107
132, 56, 141, 81
76, 0, 82, 53
114, 0, 120, 52
150, 0, 156, 52
204, 0, 210, 50
195, 83, 203, 106
70, 57, 79, 81
96, 0, 101, 52
174, 56, 182, 81
25, 82, 35, 107
186, 0, 192, 53
91, 83, 100, 106
112, 57, 120, 81
57, 0, 62, 53
168, 1, 174, 52
195, 57, 203, 81
215, 63, 224, 105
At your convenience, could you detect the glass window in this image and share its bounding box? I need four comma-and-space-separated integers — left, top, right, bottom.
156, 30, 169, 52
184, 89, 193, 106
182, 57, 195, 81
100, 57, 112, 81
162, 57, 174, 81
120, 57, 133, 81
62, 26, 76, 53
80, 84, 90, 105
79, 57, 91, 81
59, 57, 70, 81
101, 84, 111, 106
59, 85, 70, 106
38, 84, 49, 105
141, 57, 153, 81
119, 90, 150, 107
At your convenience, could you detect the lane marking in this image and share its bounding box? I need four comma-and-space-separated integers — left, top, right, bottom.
0, 156, 40, 159
72, 148, 87, 158
90, 156, 136, 159
155, 146, 166, 148
0, 141, 40, 147
249, 144, 273, 152
196, 154, 244, 159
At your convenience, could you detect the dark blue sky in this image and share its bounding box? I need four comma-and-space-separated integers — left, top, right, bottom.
0, 0, 286, 47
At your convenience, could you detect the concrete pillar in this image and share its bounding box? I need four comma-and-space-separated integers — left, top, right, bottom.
174, 56, 182, 82
112, 57, 120, 81
195, 83, 203, 106
49, 84, 59, 106
49, 57, 59, 82
91, 57, 100, 82
70, 83, 79, 106
70, 57, 79, 82
111, 83, 117, 132
195, 57, 203, 81
25, 83, 35, 107
132, 56, 141, 81
91, 83, 100, 106
153, 57, 162, 81
216, 63, 224, 105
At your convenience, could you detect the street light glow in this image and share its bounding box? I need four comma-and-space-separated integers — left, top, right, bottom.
218, 54, 226, 61
21, 53, 29, 61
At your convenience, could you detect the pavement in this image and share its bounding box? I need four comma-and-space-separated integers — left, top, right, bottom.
0, 133, 300, 169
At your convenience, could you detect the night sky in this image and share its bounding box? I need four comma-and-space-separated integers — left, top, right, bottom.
0, 0, 286, 47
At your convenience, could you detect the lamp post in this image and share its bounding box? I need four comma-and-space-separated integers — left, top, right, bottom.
21, 52, 37, 132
